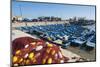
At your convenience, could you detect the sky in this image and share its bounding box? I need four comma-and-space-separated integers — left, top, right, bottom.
12, 1, 96, 20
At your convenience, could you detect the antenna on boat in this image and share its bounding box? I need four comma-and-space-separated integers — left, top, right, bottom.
19, 5, 22, 18
19, 5, 27, 27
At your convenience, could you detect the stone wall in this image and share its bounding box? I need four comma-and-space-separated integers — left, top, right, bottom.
12, 21, 69, 27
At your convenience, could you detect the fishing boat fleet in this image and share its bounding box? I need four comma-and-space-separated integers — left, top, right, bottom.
15, 22, 96, 52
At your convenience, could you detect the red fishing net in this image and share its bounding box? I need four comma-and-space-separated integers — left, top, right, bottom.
12, 37, 69, 66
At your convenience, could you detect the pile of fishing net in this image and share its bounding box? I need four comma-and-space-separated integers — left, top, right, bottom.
12, 37, 69, 66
